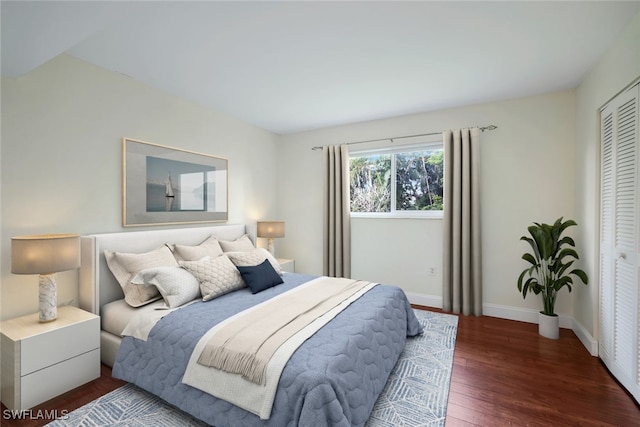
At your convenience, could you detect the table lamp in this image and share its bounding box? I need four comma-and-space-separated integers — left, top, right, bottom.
11, 234, 81, 322
257, 221, 285, 255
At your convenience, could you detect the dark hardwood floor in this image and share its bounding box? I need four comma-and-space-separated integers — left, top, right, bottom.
442, 310, 639, 426
2, 309, 638, 426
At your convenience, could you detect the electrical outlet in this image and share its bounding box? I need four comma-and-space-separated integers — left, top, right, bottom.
429, 266, 436, 276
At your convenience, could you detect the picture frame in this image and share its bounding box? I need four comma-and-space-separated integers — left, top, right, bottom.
123, 138, 228, 226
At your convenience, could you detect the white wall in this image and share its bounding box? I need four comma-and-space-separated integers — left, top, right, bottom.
351, 218, 443, 299
278, 90, 577, 316
0, 54, 280, 320
574, 12, 640, 339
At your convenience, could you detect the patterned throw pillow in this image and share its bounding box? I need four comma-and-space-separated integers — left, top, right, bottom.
179, 255, 246, 301
226, 248, 283, 275
104, 246, 178, 307
131, 266, 200, 308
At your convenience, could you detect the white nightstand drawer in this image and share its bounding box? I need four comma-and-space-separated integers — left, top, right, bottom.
1, 306, 101, 410
21, 348, 100, 410
21, 317, 99, 375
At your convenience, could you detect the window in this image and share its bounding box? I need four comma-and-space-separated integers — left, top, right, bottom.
350, 143, 444, 218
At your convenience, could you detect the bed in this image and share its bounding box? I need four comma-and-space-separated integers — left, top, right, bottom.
78, 224, 422, 427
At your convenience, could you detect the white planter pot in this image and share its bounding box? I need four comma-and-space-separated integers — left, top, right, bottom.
538, 312, 559, 339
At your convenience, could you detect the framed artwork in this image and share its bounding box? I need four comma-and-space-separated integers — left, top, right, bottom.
123, 138, 228, 226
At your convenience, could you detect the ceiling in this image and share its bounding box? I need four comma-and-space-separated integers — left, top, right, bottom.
2, 1, 639, 134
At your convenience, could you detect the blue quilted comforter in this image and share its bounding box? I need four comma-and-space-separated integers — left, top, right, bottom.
113, 273, 423, 427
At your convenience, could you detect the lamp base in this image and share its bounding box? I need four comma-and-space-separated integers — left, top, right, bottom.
267, 238, 275, 255
38, 273, 57, 322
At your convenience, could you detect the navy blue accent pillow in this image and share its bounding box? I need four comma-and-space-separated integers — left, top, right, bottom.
237, 259, 284, 294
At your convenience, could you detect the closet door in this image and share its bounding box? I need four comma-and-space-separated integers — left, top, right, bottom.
599, 84, 639, 404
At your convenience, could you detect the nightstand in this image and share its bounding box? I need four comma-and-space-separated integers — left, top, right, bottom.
0, 305, 100, 410
277, 258, 295, 273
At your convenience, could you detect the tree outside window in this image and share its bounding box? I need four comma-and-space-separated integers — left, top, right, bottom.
350, 145, 443, 217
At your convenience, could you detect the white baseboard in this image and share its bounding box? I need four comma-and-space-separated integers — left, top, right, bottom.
571, 318, 599, 356
405, 292, 597, 356
405, 292, 442, 309
482, 303, 572, 329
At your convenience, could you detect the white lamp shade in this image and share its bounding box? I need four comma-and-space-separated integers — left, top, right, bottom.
257, 221, 285, 239
11, 234, 81, 275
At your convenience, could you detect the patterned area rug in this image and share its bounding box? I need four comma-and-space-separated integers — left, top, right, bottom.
47, 309, 457, 427
367, 309, 458, 427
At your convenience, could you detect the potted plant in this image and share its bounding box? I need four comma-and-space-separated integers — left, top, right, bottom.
517, 217, 588, 339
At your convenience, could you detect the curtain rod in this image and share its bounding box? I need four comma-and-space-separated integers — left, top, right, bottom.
311, 124, 497, 150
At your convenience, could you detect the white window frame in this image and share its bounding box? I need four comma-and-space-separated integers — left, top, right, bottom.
350, 141, 444, 219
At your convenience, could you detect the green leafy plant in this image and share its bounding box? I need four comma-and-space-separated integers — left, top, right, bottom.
517, 217, 589, 316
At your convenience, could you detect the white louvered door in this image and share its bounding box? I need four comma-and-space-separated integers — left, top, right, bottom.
599, 83, 639, 404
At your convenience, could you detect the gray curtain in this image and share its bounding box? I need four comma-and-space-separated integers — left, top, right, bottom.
323, 144, 351, 278
442, 128, 482, 315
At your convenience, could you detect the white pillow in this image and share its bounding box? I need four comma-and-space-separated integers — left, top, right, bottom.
226, 248, 283, 275
218, 234, 255, 252
132, 267, 200, 308
179, 255, 246, 301
104, 246, 178, 307
169, 235, 224, 261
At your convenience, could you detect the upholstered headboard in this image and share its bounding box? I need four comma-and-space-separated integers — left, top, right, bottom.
78, 224, 249, 315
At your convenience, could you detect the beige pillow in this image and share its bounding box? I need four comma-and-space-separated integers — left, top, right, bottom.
179, 255, 246, 301
104, 246, 178, 307
219, 234, 255, 252
226, 248, 283, 275
170, 235, 224, 261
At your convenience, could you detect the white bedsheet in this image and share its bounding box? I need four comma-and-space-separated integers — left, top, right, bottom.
101, 299, 162, 336
105, 298, 196, 341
